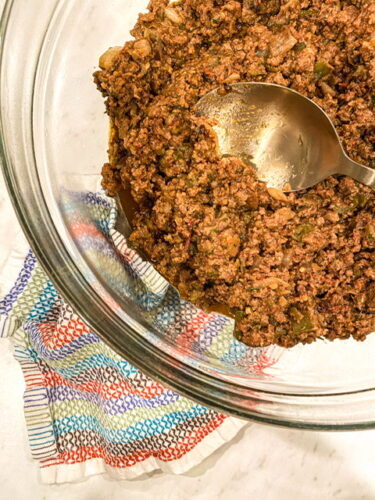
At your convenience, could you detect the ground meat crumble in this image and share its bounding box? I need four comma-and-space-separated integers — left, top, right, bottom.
95, 0, 375, 348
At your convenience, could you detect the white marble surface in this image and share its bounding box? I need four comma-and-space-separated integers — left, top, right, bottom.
1, 147, 375, 500
0, 0, 374, 492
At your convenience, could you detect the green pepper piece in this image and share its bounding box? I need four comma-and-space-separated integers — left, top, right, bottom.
234, 310, 246, 322
293, 224, 315, 242
290, 308, 315, 334
235, 330, 244, 341
301, 8, 318, 17
353, 65, 366, 77
352, 193, 368, 208
189, 243, 198, 255
293, 42, 306, 52
314, 61, 331, 80
333, 205, 352, 214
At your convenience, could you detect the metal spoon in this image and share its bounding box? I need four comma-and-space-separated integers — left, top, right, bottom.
195, 82, 375, 191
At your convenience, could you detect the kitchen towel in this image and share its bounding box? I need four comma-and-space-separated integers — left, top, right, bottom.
0, 189, 275, 484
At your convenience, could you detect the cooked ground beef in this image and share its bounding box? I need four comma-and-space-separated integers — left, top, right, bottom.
95, 0, 375, 348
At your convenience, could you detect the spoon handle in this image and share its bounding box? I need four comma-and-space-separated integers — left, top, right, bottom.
340, 155, 375, 188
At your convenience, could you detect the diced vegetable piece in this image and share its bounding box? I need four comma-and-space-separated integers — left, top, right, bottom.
365, 224, 375, 243
234, 309, 246, 322
293, 224, 315, 242
353, 193, 368, 208
269, 29, 297, 57
300, 8, 318, 18
290, 308, 315, 334
314, 61, 331, 79
132, 39, 152, 59
99, 46, 122, 70
252, 0, 281, 15
164, 7, 183, 24
353, 65, 366, 77
332, 205, 351, 214
293, 42, 307, 52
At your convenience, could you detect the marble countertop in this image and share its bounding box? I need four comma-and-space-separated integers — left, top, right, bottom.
0, 0, 374, 491
1, 152, 375, 500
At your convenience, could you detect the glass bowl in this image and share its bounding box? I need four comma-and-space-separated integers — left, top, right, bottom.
1, 0, 374, 429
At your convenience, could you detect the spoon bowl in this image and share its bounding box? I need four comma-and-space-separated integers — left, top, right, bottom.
196, 83, 375, 191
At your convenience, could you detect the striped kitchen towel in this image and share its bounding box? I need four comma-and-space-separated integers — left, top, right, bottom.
0, 190, 276, 484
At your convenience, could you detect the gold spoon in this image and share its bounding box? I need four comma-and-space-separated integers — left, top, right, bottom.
196, 82, 374, 191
